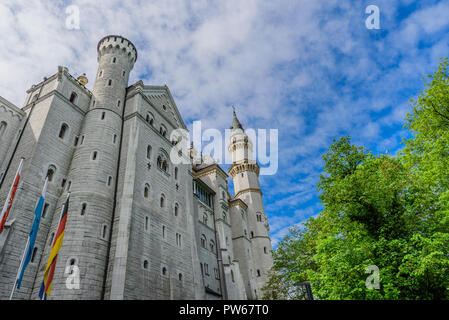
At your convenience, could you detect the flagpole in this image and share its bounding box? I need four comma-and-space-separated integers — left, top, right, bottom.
10, 175, 48, 300
9, 237, 30, 300
0, 158, 24, 224
41, 192, 70, 301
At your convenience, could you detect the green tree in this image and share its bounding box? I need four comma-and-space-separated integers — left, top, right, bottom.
262, 58, 449, 300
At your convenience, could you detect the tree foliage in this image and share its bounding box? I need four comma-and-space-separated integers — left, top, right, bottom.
262, 58, 449, 300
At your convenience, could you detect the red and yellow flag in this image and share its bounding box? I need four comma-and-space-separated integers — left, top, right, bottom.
39, 193, 70, 299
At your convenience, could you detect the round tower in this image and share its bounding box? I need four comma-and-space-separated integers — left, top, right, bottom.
47, 36, 137, 299
227, 110, 273, 297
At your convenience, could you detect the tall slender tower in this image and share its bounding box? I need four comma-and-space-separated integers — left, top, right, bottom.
227, 110, 273, 297
37, 36, 137, 299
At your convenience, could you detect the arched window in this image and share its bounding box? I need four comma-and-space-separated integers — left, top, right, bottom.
159, 125, 167, 138
160, 194, 165, 208
144, 216, 149, 231
162, 267, 167, 276
92, 151, 98, 160
257, 269, 261, 277
0, 121, 8, 138
81, 203, 87, 216
223, 212, 227, 222
42, 203, 50, 219
250, 231, 254, 238
67, 258, 77, 275
112, 57, 116, 63
178, 273, 183, 281
108, 79, 112, 86
156, 150, 169, 173
143, 260, 149, 269
264, 247, 267, 254
69, 92, 77, 103
147, 145, 152, 159
31, 247, 38, 263
201, 235, 206, 248
174, 204, 179, 217
202, 214, 208, 225
49, 232, 55, 246
101, 224, 108, 239
59, 123, 69, 139
47, 165, 56, 182
174, 167, 178, 180
146, 113, 154, 126
144, 184, 150, 198
210, 240, 215, 252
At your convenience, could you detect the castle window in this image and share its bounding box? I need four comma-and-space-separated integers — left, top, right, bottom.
231, 270, 235, 282
160, 194, 165, 208
257, 269, 261, 277
113, 134, 117, 144
99, 70, 103, 77
117, 100, 121, 108
112, 57, 116, 63
47, 166, 56, 182
200, 263, 204, 276
145, 216, 149, 231
92, 151, 98, 160
162, 267, 167, 276
178, 273, 183, 281
147, 145, 152, 159
174, 204, 179, 217
202, 214, 207, 225
59, 123, 69, 139
69, 92, 77, 104
80, 203, 87, 216
174, 167, 178, 180
204, 263, 209, 275
257, 214, 262, 222
122, 70, 126, 77
176, 233, 182, 246
264, 247, 267, 254
244, 229, 247, 237
74, 136, 79, 146
146, 113, 154, 126
107, 176, 112, 186
42, 203, 50, 219
0, 121, 7, 138
67, 258, 77, 275
144, 184, 150, 198
31, 247, 38, 263
223, 212, 227, 222
201, 235, 206, 248
159, 125, 167, 138
80, 135, 85, 145
108, 79, 112, 86
210, 240, 215, 252
49, 232, 55, 246
143, 260, 149, 270
162, 226, 166, 239
250, 231, 254, 238
101, 112, 105, 120
101, 224, 108, 239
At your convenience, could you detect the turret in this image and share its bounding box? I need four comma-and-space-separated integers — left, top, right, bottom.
41, 35, 137, 299
227, 109, 273, 298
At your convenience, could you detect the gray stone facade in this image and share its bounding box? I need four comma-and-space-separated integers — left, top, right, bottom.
0, 35, 272, 300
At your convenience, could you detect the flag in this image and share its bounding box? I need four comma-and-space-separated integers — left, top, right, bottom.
39, 193, 70, 299
16, 176, 48, 290
0, 159, 24, 234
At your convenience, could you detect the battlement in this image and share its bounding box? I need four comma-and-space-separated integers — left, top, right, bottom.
97, 35, 137, 63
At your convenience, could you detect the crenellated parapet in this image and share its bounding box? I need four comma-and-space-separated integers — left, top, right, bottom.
97, 35, 137, 67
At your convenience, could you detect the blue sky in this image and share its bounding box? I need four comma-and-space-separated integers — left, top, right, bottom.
0, 0, 449, 247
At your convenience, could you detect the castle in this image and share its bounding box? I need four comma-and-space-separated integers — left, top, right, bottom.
0, 35, 273, 300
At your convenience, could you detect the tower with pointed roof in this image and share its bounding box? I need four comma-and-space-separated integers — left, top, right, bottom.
227, 110, 273, 298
